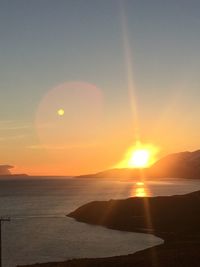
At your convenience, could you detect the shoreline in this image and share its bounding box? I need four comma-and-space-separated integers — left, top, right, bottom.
20, 190, 200, 267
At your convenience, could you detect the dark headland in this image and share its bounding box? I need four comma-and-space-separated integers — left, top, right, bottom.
21, 190, 200, 267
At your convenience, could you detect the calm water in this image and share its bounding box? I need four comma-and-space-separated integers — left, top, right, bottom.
0, 177, 200, 267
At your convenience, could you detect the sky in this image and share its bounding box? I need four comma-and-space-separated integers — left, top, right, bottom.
1, 0, 200, 175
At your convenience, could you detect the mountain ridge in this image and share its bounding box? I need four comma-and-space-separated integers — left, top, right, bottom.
76, 150, 200, 179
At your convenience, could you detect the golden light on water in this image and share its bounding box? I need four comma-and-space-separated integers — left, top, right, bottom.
130, 182, 151, 197
136, 182, 144, 186
135, 187, 147, 197
57, 108, 65, 116
116, 142, 159, 169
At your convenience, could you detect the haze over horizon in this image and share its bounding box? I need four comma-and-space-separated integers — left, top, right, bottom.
1, 0, 200, 175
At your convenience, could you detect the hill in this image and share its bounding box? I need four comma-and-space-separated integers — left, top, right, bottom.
76, 150, 200, 179
68, 190, 200, 236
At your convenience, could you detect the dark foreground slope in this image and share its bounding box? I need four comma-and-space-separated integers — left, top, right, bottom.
68, 190, 200, 236
20, 241, 200, 267
21, 191, 200, 267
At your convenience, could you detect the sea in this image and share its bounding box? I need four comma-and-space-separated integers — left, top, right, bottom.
0, 177, 200, 267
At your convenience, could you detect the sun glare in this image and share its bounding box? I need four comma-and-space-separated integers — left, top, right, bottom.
128, 149, 150, 168
116, 143, 159, 169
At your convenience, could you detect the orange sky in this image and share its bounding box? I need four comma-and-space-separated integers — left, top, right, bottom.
1, 81, 199, 176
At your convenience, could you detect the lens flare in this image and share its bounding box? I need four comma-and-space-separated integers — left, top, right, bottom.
57, 109, 65, 116
34, 81, 104, 174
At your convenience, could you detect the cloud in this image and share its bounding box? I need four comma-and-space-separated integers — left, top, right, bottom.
27, 145, 68, 150
0, 125, 32, 130
0, 120, 32, 130
27, 142, 98, 150
0, 120, 14, 124
0, 134, 28, 141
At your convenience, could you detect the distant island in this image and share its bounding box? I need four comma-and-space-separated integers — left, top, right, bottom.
0, 164, 14, 175
76, 150, 200, 179
0, 165, 28, 177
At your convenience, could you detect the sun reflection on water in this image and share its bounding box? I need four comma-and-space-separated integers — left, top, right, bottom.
130, 182, 151, 197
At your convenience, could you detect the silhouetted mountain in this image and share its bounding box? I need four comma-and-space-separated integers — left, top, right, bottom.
76, 150, 200, 179
77, 168, 143, 179
150, 150, 200, 179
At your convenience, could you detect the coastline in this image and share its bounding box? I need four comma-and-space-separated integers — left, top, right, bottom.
20, 190, 200, 267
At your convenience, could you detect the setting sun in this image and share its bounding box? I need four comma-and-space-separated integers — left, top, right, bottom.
128, 149, 150, 168
116, 143, 159, 169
